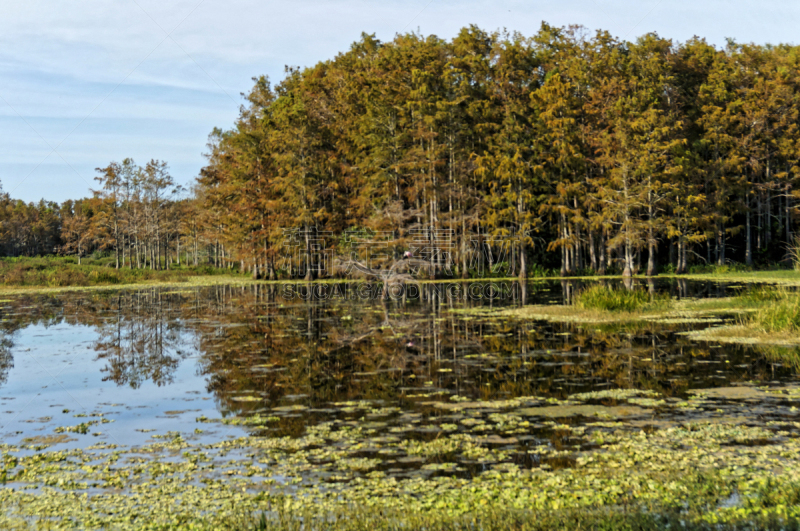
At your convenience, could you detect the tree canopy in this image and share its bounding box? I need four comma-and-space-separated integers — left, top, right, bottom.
4, 24, 800, 278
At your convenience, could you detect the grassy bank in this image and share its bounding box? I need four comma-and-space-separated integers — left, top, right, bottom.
468, 285, 738, 325
4, 256, 800, 291
0, 256, 247, 291
672, 267, 800, 285
685, 288, 800, 347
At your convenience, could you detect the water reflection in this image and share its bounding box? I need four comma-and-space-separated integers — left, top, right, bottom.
0, 280, 795, 422
0, 335, 12, 387
93, 292, 192, 388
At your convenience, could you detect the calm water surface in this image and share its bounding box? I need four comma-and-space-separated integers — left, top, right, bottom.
0, 279, 796, 470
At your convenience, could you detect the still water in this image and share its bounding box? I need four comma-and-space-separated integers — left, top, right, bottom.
0, 280, 796, 472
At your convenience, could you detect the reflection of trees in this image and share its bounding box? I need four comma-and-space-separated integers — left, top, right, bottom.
189, 281, 793, 418
0, 335, 12, 387
93, 291, 190, 388
0, 291, 193, 390
0, 294, 68, 389
0, 280, 793, 407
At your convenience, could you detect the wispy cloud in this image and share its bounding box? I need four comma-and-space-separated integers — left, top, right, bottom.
0, 0, 797, 202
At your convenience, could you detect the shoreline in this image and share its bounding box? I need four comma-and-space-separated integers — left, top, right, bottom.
0, 270, 798, 295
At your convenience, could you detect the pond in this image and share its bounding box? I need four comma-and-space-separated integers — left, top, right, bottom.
1, 279, 799, 528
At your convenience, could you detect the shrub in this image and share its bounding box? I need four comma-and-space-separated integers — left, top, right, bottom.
689, 263, 753, 275
660, 263, 677, 275
528, 264, 554, 278
88, 270, 120, 284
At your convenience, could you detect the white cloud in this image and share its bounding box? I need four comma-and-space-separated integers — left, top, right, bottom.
1, 0, 799, 202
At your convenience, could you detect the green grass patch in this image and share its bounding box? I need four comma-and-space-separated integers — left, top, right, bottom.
0, 256, 245, 289
679, 268, 800, 286
683, 288, 800, 355
747, 290, 800, 333
575, 284, 668, 313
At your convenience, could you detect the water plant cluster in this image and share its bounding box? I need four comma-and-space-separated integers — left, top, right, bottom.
2, 386, 800, 529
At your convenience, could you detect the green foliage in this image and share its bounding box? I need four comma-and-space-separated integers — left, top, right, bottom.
660, 262, 677, 275
528, 264, 554, 278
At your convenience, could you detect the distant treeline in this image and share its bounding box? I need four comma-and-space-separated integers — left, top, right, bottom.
0, 159, 203, 269
5, 24, 800, 278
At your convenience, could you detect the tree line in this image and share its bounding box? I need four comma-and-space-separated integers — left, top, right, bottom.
0, 159, 207, 269
197, 23, 800, 278
3, 23, 800, 278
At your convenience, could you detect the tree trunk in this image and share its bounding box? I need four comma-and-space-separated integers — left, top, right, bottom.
746, 201, 753, 267
597, 233, 606, 276
647, 240, 656, 277
588, 230, 597, 272
461, 218, 468, 279
786, 183, 792, 252
622, 238, 633, 278
757, 190, 762, 250
304, 226, 314, 281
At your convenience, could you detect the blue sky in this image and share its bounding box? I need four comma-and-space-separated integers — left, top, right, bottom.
1, 0, 797, 203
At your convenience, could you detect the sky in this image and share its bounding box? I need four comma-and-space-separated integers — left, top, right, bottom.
0, 0, 798, 203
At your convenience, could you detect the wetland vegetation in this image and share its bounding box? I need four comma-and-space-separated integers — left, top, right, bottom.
0, 256, 245, 289
6, 18, 800, 530
0, 279, 798, 529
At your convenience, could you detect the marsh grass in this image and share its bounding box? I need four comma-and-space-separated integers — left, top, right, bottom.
0, 256, 242, 288
677, 268, 800, 286
736, 285, 787, 305
747, 291, 800, 333
575, 285, 669, 313
461, 285, 796, 329
683, 288, 800, 356
761, 345, 800, 370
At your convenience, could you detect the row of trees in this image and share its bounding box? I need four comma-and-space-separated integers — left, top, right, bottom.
0, 160, 211, 269
197, 24, 800, 278
1, 24, 799, 278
